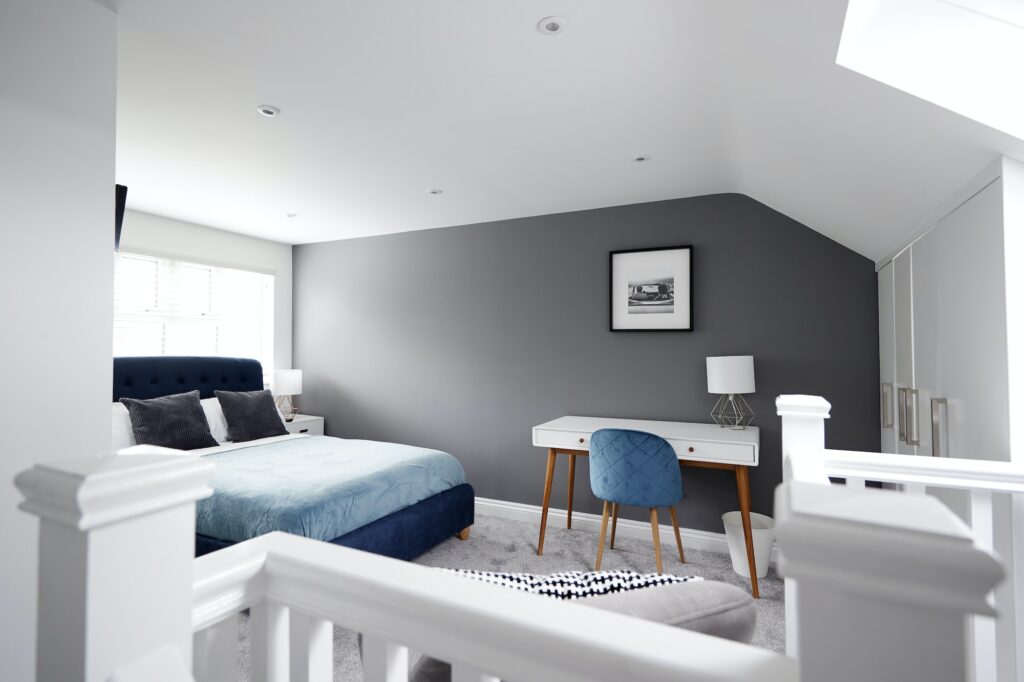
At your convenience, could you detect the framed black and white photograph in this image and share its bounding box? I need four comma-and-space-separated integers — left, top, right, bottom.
610, 245, 693, 331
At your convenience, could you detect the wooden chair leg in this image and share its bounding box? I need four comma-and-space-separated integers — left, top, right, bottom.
609, 503, 619, 549
595, 501, 611, 571
649, 507, 663, 574
668, 506, 684, 563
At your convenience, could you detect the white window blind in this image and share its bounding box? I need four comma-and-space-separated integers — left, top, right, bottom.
113, 252, 274, 373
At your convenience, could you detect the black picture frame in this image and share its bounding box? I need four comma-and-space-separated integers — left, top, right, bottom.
609, 245, 694, 332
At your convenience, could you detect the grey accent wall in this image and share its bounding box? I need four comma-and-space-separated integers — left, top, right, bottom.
293, 194, 879, 532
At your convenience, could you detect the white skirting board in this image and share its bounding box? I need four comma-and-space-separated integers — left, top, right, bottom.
474, 497, 779, 565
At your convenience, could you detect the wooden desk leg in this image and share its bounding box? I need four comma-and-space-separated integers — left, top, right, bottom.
537, 448, 557, 556
566, 453, 576, 529
735, 465, 760, 599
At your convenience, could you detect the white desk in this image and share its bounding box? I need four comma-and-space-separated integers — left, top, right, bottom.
532, 416, 762, 597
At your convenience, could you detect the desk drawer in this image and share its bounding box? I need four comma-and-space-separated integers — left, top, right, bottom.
671, 439, 755, 464
534, 428, 590, 450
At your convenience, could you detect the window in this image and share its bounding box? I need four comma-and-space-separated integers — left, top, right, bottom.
838, 0, 1024, 140
113, 252, 274, 373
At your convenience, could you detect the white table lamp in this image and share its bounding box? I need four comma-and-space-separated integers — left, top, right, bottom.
707, 356, 755, 429
274, 369, 302, 422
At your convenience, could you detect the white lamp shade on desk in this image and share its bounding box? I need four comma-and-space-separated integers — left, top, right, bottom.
706, 356, 755, 394
274, 369, 303, 396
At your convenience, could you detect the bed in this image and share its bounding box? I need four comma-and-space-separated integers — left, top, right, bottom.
112, 356, 474, 560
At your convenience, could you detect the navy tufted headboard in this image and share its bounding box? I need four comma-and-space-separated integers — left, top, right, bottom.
112, 356, 265, 402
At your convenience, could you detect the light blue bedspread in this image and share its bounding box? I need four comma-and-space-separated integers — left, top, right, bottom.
196, 436, 467, 543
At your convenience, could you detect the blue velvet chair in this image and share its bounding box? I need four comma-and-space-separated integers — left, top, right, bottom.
589, 428, 685, 574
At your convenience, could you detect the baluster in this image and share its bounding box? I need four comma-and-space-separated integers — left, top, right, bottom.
251, 599, 290, 682
290, 611, 333, 682
451, 663, 500, 682
193, 616, 240, 682
969, 489, 997, 682
362, 634, 409, 682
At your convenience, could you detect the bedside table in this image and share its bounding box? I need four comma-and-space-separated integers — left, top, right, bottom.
284, 414, 324, 436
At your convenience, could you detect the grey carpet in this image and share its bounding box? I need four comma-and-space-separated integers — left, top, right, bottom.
236, 515, 785, 680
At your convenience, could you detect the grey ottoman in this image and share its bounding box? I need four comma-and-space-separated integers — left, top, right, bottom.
406, 573, 756, 682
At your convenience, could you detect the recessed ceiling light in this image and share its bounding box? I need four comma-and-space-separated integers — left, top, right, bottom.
633, 155, 651, 163
286, 213, 298, 218
537, 17, 566, 35
429, 189, 444, 195
257, 104, 280, 118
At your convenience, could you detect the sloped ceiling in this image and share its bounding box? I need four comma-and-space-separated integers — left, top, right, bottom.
114, 0, 1024, 260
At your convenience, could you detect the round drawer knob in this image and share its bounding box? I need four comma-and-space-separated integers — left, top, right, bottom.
578, 437, 585, 444
688, 447, 695, 453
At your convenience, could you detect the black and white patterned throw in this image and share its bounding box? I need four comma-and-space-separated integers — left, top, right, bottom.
443, 569, 702, 600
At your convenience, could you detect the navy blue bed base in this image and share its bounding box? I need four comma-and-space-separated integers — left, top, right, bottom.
113, 356, 475, 561
196, 482, 475, 560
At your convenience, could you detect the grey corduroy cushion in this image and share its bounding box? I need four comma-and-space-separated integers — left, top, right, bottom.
215, 389, 288, 442
119, 390, 219, 451
406, 580, 756, 682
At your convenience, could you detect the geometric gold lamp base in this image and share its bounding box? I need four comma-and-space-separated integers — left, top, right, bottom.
276, 394, 297, 422
711, 393, 755, 430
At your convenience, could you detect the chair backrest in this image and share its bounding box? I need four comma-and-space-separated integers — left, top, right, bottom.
589, 428, 683, 507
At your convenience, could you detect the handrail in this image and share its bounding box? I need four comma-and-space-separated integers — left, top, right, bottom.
193, 532, 797, 682
192, 540, 268, 631
815, 448, 1024, 493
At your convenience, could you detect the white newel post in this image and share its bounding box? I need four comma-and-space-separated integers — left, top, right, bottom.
776, 394, 831, 484
15, 455, 214, 682
776, 480, 1004, 682
775, 394, 831, 657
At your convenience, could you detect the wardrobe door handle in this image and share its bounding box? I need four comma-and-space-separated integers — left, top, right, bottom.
906, 388, 920, 446
881, 383, 894, 428
897, 388, 907, 442
931, 398, 948, 458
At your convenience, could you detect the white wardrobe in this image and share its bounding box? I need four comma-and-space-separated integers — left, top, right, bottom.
878, 170, 1012, 462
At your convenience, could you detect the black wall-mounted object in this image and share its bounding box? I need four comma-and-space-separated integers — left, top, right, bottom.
114, 184, 127, 252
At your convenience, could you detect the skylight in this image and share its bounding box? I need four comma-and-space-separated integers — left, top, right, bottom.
838, 0, 1024, 141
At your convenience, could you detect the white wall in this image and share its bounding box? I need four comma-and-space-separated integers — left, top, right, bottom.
1000, 156, 1024, 680
119, 209, 293, 373
0, 1, 117, 679
1002, 157, 1024, 465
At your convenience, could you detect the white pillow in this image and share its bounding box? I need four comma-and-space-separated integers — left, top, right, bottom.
112, 397, 230, 451
112, 402, 136, 451
201, 397, 230, 443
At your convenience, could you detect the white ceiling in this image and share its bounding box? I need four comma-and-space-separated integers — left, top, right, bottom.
114, 0, 1024, 260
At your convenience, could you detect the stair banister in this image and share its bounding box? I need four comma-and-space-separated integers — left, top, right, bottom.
776, 392, 1020, 682
14, 444, 1006, 681
775, 478, 1003, 682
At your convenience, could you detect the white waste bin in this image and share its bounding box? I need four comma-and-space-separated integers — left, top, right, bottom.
722, 511, 775, 579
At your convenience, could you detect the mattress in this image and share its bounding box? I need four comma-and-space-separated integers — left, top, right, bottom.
192, 434, 468, 543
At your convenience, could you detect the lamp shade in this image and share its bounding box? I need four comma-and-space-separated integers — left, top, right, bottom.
706, 356, 755, 394
274, 369, 302, 396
